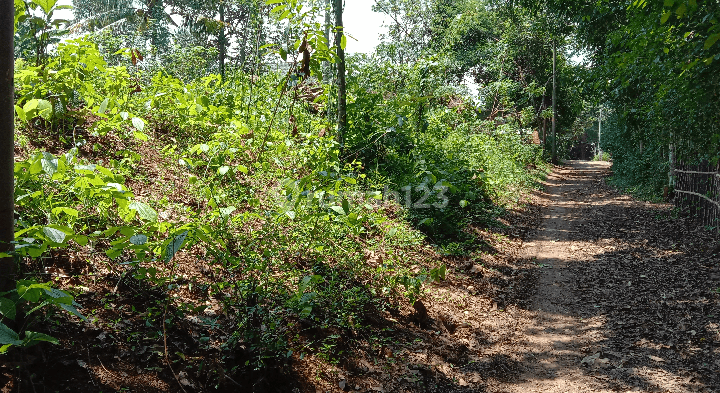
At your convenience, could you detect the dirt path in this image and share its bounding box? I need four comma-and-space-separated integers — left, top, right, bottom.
505, 161, 613, 392
502, 161, 720, 393
506, 163, 606, 392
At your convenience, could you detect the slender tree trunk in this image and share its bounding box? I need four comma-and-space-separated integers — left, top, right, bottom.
323, 0, 331, 83
238, 16, 248, 70
669, 136, 676, 187
598, 106, 602, 158
551, 41, 557, 164
0, 0, 16, 292
334, 0, 347, 149
219, 1, 226, 80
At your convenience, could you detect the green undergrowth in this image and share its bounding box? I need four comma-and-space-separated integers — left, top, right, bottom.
9, 38, 549, 383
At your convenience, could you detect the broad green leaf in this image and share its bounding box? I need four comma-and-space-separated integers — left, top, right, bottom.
13, 0, 25, 32
74, 164, 96, 172
42, 288, 72, 304
46, 225, 74, 235
218, 166, 230, 176
27, 247, 44, 258
133, 131, 149, 141
330, 206, 345, 215
105, 183, 124, 192
42, 227, 66, 244
220, 207, 236, 217
41, 152, 58, 176
35, 99, 52, 119
0, 298, 16, 320
661, 11, 671, 24
74, 235, 88, 246
22, 331, 58, 346
675, 3, 686, 18
705, 33, 720, 49
96, 165, 115, 177
129, 234, 147, 245
32, 0, 57, 14
237, 165, 248, 174
59, 303, 87, 320
23, 99, 38, 112
164, 231, 188, 262
128, 201, 157, 222
98, 98, 109, 114
299, 306, 312, 318
29, 159, 42, 175
51, 207, 78, 218
418, 218, 434, 226
0, 322, 21, 346
17, 283, 44, 303
131, 117, 145, 132
14, 106, 26, 122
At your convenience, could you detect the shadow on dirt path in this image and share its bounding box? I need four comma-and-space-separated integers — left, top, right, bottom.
503, 161, 720, 393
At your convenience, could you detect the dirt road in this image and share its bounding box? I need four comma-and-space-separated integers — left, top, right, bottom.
502, 161, 719, 393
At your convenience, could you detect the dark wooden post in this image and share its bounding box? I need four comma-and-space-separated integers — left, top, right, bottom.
0, 0, 16, 292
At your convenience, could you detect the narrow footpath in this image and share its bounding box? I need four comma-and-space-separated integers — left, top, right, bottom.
501, 161, 719, 393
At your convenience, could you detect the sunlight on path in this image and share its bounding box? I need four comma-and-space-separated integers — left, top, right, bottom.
506, 161, 697, 393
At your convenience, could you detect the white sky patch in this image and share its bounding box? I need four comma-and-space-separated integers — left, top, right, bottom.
55, 0, 73, 20
343, 1, 387, 55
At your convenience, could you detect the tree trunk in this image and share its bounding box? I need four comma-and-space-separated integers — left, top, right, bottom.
334, 0, 347, 149
219, 1, 226, 80
238, 16, 248, 70
323, 0, 331, 83
0, 0, 16, 292
669, 138, 675, 187
598, 106, 602, 158
551, 41, 557, 164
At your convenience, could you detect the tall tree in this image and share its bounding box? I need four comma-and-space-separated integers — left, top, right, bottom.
334, 0, 346, 148
219, 0, 225, 79
322, 0, 331, 83
0, 0, 16, 292
552, 39, 557, 164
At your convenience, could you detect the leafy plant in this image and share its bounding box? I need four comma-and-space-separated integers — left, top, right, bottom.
0, 279, 85, 354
